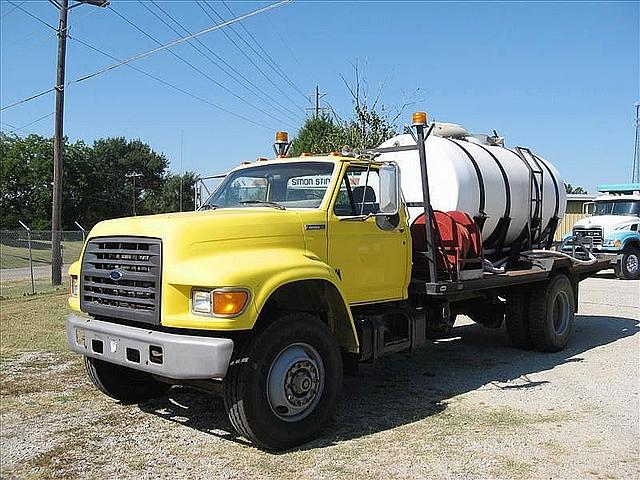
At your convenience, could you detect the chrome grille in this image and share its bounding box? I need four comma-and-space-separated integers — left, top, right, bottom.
573, 227, 603, 247
81, 237, 161, 325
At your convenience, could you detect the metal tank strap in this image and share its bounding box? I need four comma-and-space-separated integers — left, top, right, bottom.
445, 139, 487, 231
475, 144, 511, 218
474, 143, 513, 254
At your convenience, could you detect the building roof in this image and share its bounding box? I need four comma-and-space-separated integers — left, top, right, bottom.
567, 193, 596, 201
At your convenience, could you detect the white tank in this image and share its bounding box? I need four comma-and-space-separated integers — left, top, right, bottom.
378, 133, 566, 249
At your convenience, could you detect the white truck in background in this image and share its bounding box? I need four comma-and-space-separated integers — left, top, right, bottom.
562, 184, 640, 280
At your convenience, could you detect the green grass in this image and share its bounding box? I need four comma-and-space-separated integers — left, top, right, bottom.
0, 289, 70, 361
0, 278, 69, 299
0, 241, 83, 270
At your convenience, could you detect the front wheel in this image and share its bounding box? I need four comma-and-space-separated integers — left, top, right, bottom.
223, 312, 343, 450
614, 247, 640, 280
84, 356, 170, 403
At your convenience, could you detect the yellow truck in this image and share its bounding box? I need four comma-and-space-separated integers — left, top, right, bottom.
66, 113, 607, 450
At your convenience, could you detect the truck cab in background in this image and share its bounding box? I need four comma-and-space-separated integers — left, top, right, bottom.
563, 184, 640, 280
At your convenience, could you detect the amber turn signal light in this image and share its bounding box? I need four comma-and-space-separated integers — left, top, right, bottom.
213, 290, 249, 316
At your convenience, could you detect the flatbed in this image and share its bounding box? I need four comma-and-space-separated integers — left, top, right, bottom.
410, 257, 611, 297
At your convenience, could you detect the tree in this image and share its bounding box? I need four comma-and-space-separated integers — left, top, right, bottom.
0, 133, 91, 230
84, 137, 168, 225
0, 133, 170, 229
289, 115, 344, 157
143, 171, 198, 213
565, 183, 588, 194
289, 61, 416, 156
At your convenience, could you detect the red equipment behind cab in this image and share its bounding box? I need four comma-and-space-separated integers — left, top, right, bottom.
411, 211, 483, 277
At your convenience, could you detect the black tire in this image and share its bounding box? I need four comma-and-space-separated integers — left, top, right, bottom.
84, 356, 170, 403
615, 247, 640, 280
528, 274, 576, 352
223, 312, 343, 451
505, 290, 533, 349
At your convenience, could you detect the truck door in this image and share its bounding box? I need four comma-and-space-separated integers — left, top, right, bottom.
328, 164, 410, 305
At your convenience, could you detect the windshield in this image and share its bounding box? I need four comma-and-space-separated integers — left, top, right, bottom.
202, 162, 335, 210
594, 200, 640, 216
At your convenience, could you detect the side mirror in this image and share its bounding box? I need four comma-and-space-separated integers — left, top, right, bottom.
378, 162, 401, 215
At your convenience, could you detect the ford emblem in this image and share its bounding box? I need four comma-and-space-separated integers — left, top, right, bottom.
109, 270, 123, 281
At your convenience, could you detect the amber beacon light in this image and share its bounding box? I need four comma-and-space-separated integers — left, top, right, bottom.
412, 111, 428, 126
273, 131, 291, 158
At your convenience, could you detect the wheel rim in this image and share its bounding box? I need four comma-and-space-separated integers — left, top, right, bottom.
625, 254, 639, 274
552, 290, 570, 336
266, 342, 325, 423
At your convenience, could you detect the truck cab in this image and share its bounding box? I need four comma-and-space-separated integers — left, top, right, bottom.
564, 184, 640, 279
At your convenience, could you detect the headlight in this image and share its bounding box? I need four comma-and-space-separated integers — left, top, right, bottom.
192, 288, 249, 317
192, 290, 213, 314
70, 275, 78, 297
614, 239, 622, 248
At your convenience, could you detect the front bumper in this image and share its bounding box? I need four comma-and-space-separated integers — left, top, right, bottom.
66, 314, 234, 380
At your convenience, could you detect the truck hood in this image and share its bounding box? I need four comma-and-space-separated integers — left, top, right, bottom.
87, 208, 307, 261
573, 215, 639, 238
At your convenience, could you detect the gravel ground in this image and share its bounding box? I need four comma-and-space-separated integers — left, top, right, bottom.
1, 272, 638, 479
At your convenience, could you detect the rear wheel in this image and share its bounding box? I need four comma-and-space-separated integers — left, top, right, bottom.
528, 274, 576, 352
223, 312, 342, 450
505, 290, 533, 349
84, 356, 170, 403
615, 247, 640, 280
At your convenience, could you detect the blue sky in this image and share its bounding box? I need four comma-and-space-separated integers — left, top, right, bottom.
1, 1, 638, 193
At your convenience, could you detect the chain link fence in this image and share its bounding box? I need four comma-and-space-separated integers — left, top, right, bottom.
0, 230, 85, 297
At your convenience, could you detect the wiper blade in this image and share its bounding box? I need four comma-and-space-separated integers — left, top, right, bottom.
239, 200, 286, 210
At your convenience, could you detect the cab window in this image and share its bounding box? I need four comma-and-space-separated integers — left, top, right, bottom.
334, 166, 380, 216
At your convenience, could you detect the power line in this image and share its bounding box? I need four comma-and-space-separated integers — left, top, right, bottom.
197, 0, 307, 114
3, 5, 97, 48
0, 112, 55, 134
1, 1, 26, 20
19, 111, 55, 132
69, 35, 276, 131
133, 1, 298, 128
265, 14, 314, 85
221, 0, 309, 102
0, 0, 292, 113
142, 0, 304, 124
6, 1, 57, 31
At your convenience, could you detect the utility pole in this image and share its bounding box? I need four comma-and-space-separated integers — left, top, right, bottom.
50, 0, 69, 286
179, 130, 184, 212
50, 0, 109, 286
126, 172, 143, 216
306, 85, 328, 118
633, 102, 640, 183
315, 85, 323, 118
